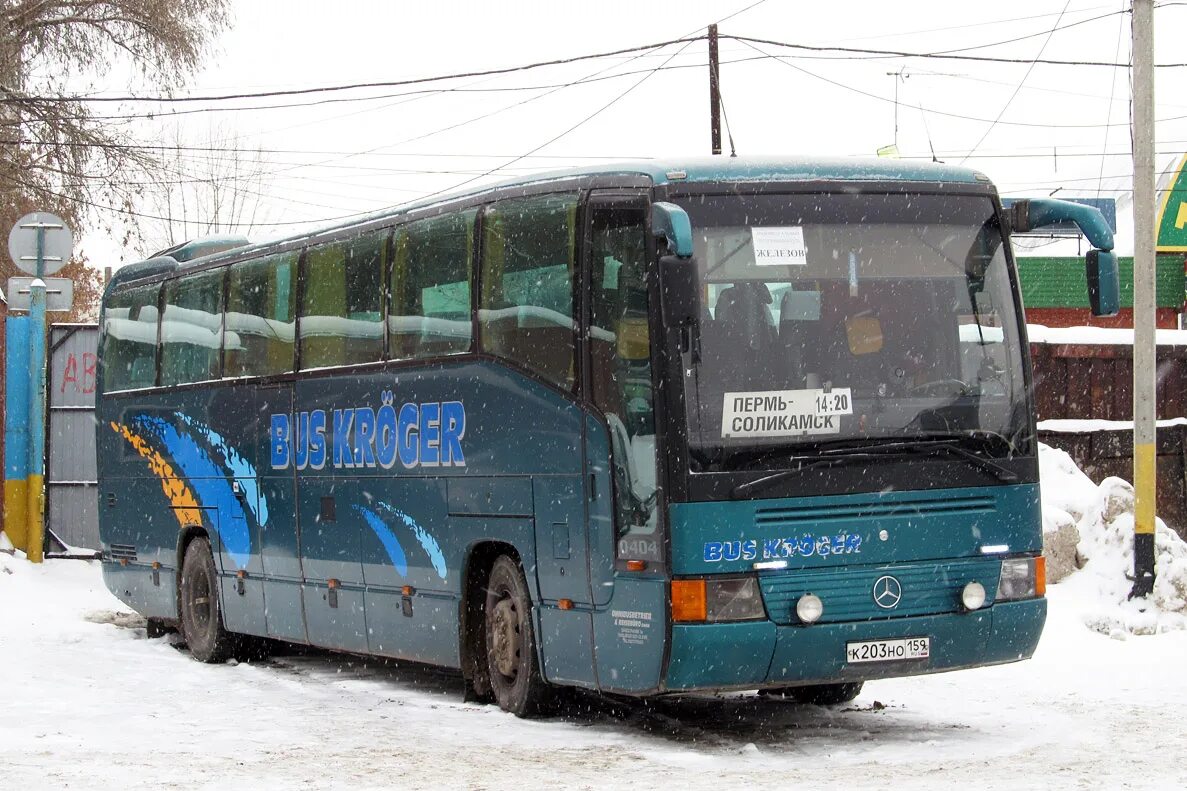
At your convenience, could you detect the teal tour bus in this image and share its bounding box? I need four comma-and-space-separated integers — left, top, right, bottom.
96, 157, 1118, 716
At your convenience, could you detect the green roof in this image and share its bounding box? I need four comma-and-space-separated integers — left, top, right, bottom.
1017, 255, 1185, 309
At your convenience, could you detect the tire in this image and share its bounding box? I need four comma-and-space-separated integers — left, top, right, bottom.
767, 682, 864, 706
484, 555, 552, 717
179, 537, 237, 663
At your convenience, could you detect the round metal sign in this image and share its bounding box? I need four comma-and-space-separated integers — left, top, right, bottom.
8, 212, 73, 276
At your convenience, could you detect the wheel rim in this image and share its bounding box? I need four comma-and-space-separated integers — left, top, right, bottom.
188, 566, 212, 634
490, 593, 520, 681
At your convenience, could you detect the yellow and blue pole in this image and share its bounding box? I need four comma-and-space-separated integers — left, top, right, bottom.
25, 272, 46, 563
2, 315, 30, 548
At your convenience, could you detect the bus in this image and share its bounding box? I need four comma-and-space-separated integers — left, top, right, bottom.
96, 158, 1118, 716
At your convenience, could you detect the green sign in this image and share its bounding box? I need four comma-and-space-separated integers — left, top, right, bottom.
1156, 153, 1187, 251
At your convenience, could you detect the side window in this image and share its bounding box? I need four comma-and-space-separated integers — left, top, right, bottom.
390, 209, 475, 360
100, 283, 161, 391
479, 193, 577, 390
588, 202, 659, 562
299, 231, 386, 369
224, 252, 297, 378
160, 269, 224, 386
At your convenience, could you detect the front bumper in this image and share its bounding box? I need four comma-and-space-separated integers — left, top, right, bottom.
664, 597, 1046, 691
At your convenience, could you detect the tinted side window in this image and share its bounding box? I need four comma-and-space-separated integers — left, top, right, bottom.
479, 194, 577, 390
300, 232, 386, 369
224, 252, 297, 378
390, 209, 475, 360
101, 283, 161, 391
160, 269, 224, 386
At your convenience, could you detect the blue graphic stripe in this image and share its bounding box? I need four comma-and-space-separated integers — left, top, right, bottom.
176, 412, 268, 528
355, 505, 408, 576
375, 502, 448, 580
133, 415, 252, 569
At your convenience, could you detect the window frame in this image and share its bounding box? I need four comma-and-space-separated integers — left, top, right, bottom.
475, 191, 583, 394
296, 229, 390, 372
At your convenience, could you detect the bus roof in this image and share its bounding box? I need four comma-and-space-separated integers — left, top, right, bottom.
108, 156, 990, 290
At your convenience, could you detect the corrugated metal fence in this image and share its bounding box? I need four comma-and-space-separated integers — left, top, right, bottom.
46, 323, 99, 550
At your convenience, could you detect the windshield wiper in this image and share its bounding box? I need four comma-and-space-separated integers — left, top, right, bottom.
730, 456, 861, 497
730, 436, 1018, 497
819, 438, 1018, 483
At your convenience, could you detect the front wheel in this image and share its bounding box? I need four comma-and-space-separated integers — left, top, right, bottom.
764, 682, 864, 706
484, 555, 552, 717
179, 537, 237, 663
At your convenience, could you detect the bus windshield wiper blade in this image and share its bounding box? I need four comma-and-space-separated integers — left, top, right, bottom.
731, 456, 861, 497
815, 437, 1019, 482
906, 441, 1018, 482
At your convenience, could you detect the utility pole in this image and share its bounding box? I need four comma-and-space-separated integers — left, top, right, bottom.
1131, 0, 1157, 599
709, 24, 722, 155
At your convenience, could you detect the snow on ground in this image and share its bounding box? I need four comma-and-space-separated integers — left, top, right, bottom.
2, 447, 1187, 790
1, 557, 1185, 787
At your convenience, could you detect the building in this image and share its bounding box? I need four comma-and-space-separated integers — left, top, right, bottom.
1016, 254, 1186, 329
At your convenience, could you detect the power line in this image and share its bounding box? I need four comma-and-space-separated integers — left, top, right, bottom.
959, 0, 1073, 164
0, 36, 705, 105
733, 39, 1178, 129
725, 32, 1187, 67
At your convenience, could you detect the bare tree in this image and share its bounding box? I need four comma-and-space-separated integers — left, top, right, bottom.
145, 123, 268, 253
0, 0, 230, 315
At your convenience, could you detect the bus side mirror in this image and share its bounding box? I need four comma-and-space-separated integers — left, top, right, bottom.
1087, 249, 1120, 317
652, 202, 693, 257
660, 255, 701, 328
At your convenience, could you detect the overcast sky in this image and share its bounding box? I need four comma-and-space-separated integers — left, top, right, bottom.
74, 1, 1187, 264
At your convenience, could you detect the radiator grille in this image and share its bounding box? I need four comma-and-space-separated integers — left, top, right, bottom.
760, 558, 1000, 625
754, 494, 996, 529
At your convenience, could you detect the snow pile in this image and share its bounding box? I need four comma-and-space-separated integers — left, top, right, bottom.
1039, 443, 1187, 635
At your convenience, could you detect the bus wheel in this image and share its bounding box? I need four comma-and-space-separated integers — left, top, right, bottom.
766, 682, 864, 706
179, 537, 237, 663
484, 555, 551, 717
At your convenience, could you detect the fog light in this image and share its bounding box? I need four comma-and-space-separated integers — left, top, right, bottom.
796, 593, 824, 624
961, 581, 987, 611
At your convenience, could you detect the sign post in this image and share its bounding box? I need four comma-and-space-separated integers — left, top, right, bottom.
6, 212, 72, 563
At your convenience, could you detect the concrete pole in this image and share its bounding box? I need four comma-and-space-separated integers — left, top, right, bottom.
23, 221, 49, 563
1131, 0, 1157, 598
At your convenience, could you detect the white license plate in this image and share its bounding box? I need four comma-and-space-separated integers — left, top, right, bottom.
846, 637, 930, 664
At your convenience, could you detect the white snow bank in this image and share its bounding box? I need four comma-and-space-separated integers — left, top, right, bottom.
1028, 324, 1187, 346
1039, 443, 1187, 635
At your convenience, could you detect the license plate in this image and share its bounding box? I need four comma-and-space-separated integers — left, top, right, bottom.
845, 637, 930, 664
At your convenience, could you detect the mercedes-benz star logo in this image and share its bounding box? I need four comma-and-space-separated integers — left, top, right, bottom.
872, 575, 903, 609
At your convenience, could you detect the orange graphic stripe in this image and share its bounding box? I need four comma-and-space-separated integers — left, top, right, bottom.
109, 422, 204, 528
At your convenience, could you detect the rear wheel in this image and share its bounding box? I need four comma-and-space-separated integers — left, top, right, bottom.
484, 555, 552, 717
766, 682, 864, 706
179, 537, 237, 663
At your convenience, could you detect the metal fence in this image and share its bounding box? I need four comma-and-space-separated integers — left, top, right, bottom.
46, 323, 98, 550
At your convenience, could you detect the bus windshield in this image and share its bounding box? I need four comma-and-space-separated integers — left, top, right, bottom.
674, 191, 1027, 471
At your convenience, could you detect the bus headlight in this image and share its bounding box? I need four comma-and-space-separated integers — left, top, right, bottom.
671, 577, 766, 622
961, 581, 986, 611
997, 556, 1046, 601
795, 594, 824, 624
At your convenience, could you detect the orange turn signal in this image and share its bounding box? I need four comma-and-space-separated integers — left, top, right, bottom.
671, 579, 707, 622
625, 560, 647, 572
327, 578, 340, 590
1035, 556, 1046, 597
402, 585, 414, 596
558, 598, 574, 610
